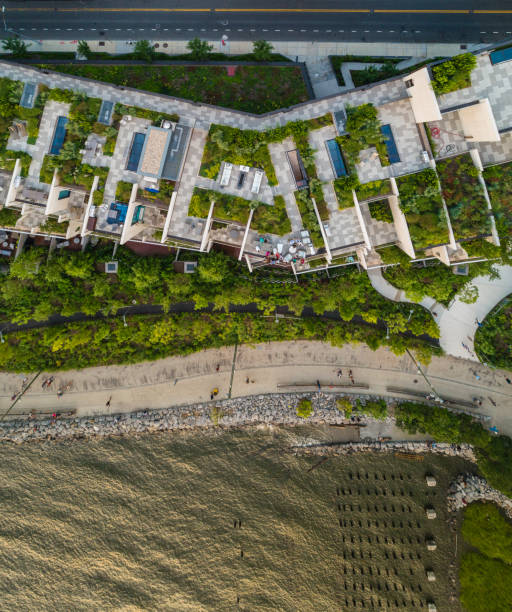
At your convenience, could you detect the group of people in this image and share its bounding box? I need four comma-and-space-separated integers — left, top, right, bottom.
336, 369, 355, 384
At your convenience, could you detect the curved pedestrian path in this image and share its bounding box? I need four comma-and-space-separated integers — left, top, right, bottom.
367, 268, 444, 314
368, 265, 512, 361
437, 264, 512, 360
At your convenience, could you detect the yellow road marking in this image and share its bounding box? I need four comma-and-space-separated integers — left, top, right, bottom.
5, 7, 512, 15
374, 9, 470, 13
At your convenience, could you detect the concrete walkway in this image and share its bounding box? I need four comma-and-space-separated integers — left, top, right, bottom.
438, 265, 512, 360
367, 267, 444, 314
1, 340, 511, 435
368, 265, 512, 362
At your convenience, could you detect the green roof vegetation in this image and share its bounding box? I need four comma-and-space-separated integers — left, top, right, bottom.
431, 52, 477, 95
396, 169, 449, 250
39, 64, 310, 115
437, 154, 491, 240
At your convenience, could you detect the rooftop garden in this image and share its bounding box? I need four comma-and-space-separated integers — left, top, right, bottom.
41, 64, 309, 115
437, 154, 491, 240
333, 174, 358, 209
0, 207, 21, 228
189, 188, 292, 236
336, 103, 389, 171
431, 52, 477, 95
396, 169, 449, 250
189, 187, 251, 225
368, 199, 393, 224
356, 178, 391, 202
294, 189, 324, 249
0, 78, 34, 176
115, 181, 135, 203
475, 294, 512, 369
199, 114, 332, 188
252, 195, 291, 236
483, 161, 512, 238
40, 216, 69, 235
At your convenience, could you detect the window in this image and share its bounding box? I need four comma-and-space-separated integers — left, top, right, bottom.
58, 189, 70, 200
405, 79, 414, 89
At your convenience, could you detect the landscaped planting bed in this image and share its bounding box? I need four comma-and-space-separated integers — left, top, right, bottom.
368, 199, 393, 223
396, 169, 449, 250
188, 187, 251, 224
334, 175, 359, 209
0, 207, 21, 228
200, 115, 332, 187
337, 104, 389, 171
115, 180, 135, 203
294, 190, 324, 248
356, 179, 391, 202
252, 195, 291, 236
40, 64, 310, 114
431, 53, 477, 95
483, 161, 512, 237
437, 154, 491, 239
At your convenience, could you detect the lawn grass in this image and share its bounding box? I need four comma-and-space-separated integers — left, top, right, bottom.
0, 431, 472, 611
460, 502, 512, 612
39, 64, 309, 114
474, 294, 512, 369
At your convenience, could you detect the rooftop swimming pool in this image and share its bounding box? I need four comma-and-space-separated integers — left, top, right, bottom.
126, 132, 146, 172
380, 124, 400, 164
49, 116, 68, 155
326, 139, 348, 177
490, 46, 512, 65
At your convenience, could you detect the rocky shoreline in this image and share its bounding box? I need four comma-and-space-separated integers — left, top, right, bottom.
447, 473, 512, 519
2, 392, 384, 444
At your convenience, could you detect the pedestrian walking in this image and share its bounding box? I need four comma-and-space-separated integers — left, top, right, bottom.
488, 396, 497, 407
316, 380, 321, 390
337, 369, 343, 378
57, 388, 63, 398
105, 396, 112, 408
216, 364, 220, 372
41, 378, 48, 389
10, 392, 18, 401
506, 377, 511, 385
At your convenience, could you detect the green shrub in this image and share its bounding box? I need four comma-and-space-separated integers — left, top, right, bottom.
40, 217, 69, 234
368, 199, 393, 223
189, 188, 251, 224
395, 402, 512, 497
296, 398, 313, 419
475, 295, 511, 369
355, 399, 387, 420
356, 179, 391, 202
116, 181, 135, 203
0, 207, 21, 227
336, 397, 352, 417
334, 174, 359, 209
431, 53, 477, 95
252, 195, 291, 236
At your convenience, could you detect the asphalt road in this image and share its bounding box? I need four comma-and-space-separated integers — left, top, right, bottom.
2, 1, 512, 44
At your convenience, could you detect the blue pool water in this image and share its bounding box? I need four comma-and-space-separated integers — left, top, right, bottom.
126, 132, 146, 171
380, 124, 400, 164
326, 139, 348, 177
490, 46, 512, 65
49, 116, 68, 155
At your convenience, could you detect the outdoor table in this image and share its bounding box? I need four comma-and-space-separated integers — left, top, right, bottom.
289, 246, 297, 254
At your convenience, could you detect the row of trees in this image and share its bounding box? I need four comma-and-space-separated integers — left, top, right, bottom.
2, 36, 275, 62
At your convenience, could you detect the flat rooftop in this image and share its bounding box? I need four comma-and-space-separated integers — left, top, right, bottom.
138, 127, 171, 177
